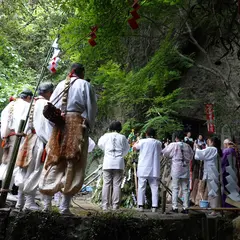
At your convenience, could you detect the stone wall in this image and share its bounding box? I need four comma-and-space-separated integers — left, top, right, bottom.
0, 209, 235, 240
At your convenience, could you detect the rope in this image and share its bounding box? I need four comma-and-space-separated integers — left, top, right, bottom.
0, 188, 11, 193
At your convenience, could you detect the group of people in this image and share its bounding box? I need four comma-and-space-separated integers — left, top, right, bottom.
0, 62, 239, 215
99, 127, 240, 215
0, 63, 97, 214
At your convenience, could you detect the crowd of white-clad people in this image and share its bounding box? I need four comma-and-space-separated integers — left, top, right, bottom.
0, 63, 238, 215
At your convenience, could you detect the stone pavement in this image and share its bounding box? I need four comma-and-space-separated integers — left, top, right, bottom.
69, 195, 214, 219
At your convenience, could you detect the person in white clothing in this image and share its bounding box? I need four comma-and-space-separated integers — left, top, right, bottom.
14, 82, 54, 210
0, 89, 32, 201
195, 136, 222, 215
133, 128, 162, 212
39, 63, 97, 215
98, 121, 129, 211
162, 131, 194, 214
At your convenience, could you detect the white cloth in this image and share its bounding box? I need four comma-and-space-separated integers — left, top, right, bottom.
50, 77, 97, 130
195, 147, 220, 199
33, 97, 52, 143
134, 138, 162, 178
137, 177, 159, 207
172, 177, 189, 209
98, 132, 129, 170
162, 142, 194, 178
195, 147, 218, 180
88, 137, 96, 153
15, 97, 50, 195
1, 98, 29, 138
0, 99, 29, 185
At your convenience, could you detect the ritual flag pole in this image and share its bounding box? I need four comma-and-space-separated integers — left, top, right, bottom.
0, 45, 53, 208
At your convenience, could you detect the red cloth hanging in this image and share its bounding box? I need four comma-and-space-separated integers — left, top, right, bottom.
90, 32, 97, 39
131, 9, 140, 19
128, 18, 139, 29
88, 38, 97, 46
132, 2, 140, 10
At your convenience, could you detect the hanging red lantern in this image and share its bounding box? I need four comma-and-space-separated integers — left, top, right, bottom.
128, 18, 139, 29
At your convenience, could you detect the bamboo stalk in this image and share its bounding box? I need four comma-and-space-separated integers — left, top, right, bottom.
0, 120, 25, 207
133, 162, 138, 201
0, 39, 53, 208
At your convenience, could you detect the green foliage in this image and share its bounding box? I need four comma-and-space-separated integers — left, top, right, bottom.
0, 0, 193, 137
94, 38, 191, 137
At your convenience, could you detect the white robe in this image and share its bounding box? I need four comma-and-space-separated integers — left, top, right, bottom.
49, 77, 97, 130
195, 147, 219, 180
195, 147, 220, 198
0, 98, 29, 182
1, 99, 29, 138
134, 138, 162, 178
88, 137, 96, 153
98, 132, 129, 170
15, 97, 51, 194
162, 142, 194, 178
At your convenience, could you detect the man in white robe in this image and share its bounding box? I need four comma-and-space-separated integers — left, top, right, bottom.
195, 137, 222, 214
162, 131, 194, 213
14, 83, 54, 210
133, 128, 162, 212
39, 63, 97, 214
98, 121, 129, 211
0, 89, 33, 200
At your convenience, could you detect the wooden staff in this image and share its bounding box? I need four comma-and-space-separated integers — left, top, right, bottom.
133, 161, 138, 201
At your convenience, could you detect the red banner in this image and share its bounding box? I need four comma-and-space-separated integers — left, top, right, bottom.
205, 104, 215, 133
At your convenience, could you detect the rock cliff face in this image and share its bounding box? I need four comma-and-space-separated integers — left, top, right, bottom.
180, 43, 240, 139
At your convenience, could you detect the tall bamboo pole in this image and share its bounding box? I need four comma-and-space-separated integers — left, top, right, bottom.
0, 45, 53, 208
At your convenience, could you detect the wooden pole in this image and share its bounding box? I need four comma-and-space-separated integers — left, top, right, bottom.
0, 120, 25, 207
159, 179, 183, 204
161, 189, 166, 213
133, 162, 138, 201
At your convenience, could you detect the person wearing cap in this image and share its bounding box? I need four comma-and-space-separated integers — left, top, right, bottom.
39, 63, 97, 214
222, 139, 240, 207
14, 82, 54, 211
0, 89, 33, 201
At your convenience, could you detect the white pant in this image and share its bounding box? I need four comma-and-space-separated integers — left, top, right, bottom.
207, 179, 220, 208
102, 169, 123, 209
137, 177, 159, 207
172, 178, 189, 210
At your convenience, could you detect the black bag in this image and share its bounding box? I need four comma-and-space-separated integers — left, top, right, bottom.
43, 102, 65, 127
43, 77, 77, 127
